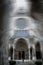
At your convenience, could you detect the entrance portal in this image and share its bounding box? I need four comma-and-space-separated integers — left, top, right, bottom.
15, 38, 28, 60
35, 41, 42, 59
18, 51, 25, 60
19, 51, 21, 59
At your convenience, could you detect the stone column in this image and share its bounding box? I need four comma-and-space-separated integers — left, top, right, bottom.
34, 47, 36, 60
8, 44, 11, 60
32, 45, 36, 61
29, 47, 31, 60
13, 45, 14, 60
13, 45, 15, 60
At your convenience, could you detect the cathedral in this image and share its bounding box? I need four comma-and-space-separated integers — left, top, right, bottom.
0, 0, 43, 65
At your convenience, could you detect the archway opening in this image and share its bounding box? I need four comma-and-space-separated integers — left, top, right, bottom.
15, 38, 29, 60
35, 41, 42, 59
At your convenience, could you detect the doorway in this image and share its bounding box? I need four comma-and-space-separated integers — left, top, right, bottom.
15, 38, 28, 60
35, 41, 42, 59
18, 51, 25, 60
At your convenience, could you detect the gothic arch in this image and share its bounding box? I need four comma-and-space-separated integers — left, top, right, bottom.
15, 38, 29, 59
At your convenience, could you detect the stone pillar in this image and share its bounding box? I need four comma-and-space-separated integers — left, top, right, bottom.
32, 45, 36, 60
13, 45, 14, 60
34, 47, 36, 60
8, 44, 11, 60
13, 45, 15, 60
29, 47, 31, 60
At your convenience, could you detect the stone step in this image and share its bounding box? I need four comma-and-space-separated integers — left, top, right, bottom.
16, 62, 35, 65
